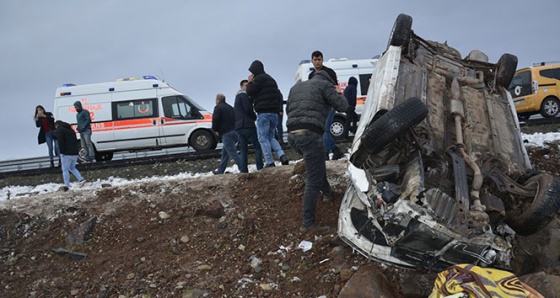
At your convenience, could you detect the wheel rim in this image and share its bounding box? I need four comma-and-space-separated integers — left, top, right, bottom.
544, 100, 559, 116
196, 135, 209, 147
331, 122, 344, 137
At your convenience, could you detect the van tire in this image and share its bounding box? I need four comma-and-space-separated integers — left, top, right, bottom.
494, 53, 518, 88
360, 97, 428, 155
190, 130, 217, 151
330, 115, 346, 140
540, 97, 560, 118
388, 14, 413, 52
506, 174, 560, 236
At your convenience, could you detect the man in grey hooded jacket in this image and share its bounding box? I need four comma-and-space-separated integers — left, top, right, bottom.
286, 70, 348, 231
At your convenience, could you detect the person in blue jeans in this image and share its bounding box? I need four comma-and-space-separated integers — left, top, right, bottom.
34, 105, 61, 168
54, 120, 85, 191
246, 60, 289, 167
287, 70, 347, 231
212, 93, 242, 174
74, 101, 95, 162
234, 80, 264, 172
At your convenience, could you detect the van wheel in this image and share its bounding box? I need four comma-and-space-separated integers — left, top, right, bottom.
506, 174, 560, 235
361, 97, 428, 155
190, 130, 217, 151
540, 97, 560, 118
494, 53, 518, 88
330, 116, 346, 140
388, 14, 413, 52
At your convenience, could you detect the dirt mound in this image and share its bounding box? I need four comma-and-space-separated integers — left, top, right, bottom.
1, 141, 560, 297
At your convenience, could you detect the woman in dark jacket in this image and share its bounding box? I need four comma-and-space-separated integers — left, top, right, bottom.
34, 105, 60, 168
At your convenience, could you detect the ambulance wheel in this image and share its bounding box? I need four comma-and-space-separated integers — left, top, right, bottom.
388, 14, 413, 52
506, 174, 560, 235
361, 97, 428, 155
494, 53, 518, 88
330, 116, 346, 140
190, 130, 217, 151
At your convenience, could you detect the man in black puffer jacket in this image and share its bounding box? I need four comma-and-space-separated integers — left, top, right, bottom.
246, 60, 289, 167
286, 70, 348, 232
54, 120, 85, 191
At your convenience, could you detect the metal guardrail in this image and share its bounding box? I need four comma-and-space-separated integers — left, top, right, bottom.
0, 147, 196, 174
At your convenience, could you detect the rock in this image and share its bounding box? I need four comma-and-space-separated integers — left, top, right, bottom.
65, 216, 97, 246
339, 268, 354, 282
198, 264, 212, 271
183, 288, 209, 298
51, 247, 87, 260
519, 271, 558, 298
259, 283, 273, 291
180, 235, 190, 243
158, 211, 170, 219
339, 265, 397, 298
397, 269, 437, 297
328, 246, 349, 273
195, 200, 224, 218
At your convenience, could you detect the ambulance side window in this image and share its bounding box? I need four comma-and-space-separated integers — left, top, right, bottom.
162, 96, 197, 119
114, 98, 157, 119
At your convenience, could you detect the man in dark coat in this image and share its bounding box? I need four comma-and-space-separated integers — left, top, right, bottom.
234, 80, 264, 172
308, 50, 344, 160
246, 60, 289, 167
54, 120, 85, 191
286, 70, 348, 232
212, 93, 242, 174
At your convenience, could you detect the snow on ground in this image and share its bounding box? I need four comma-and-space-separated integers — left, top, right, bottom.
1, 132, 560, 201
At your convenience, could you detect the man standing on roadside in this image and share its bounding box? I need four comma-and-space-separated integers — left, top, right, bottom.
308, 51, 344, 160
212, 93, 242, 174
286, 70, 348, 232
246, 60, 289, 167
74, 101, 95, 162
234, 80, 264, 172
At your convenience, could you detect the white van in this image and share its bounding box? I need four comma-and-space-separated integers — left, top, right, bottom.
54, 76, 217, 161
295, 58, 378, 139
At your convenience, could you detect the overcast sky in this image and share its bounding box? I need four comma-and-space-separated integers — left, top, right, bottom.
1, 0, 559, 160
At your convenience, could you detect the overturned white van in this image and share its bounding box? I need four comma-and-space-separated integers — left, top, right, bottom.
54, 76, 217, 161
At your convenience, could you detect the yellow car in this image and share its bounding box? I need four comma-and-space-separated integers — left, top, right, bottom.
508, 62, 560, 119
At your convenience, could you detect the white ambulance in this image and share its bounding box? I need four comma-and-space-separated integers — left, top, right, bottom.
295, 57, 378, 139
54, 76, 217, 161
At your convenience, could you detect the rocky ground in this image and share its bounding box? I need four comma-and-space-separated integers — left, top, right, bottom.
1, 123, 560, 297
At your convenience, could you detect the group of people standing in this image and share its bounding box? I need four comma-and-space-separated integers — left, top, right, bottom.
34, 101, 95, 191
211, 60, 290, 174
212, 50, 358, 232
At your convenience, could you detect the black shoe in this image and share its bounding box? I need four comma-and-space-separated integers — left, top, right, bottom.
61, 186, 69, 192
300, 223, 329, 232
264, 163, 276, 168
280, 155, 289, 165
332, 148, 344, 160
50, 161, 55, 169
325, 152, 330, 161
212, 169, 222, 175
